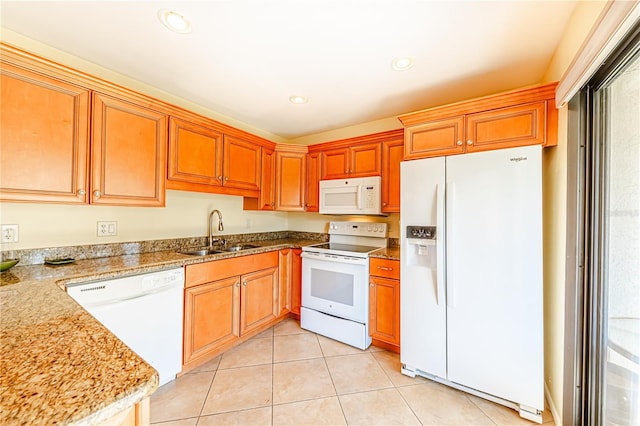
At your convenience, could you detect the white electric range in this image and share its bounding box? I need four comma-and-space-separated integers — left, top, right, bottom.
301, 221, 388, 349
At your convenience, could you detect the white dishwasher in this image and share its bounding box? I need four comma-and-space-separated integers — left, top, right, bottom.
67, 268, 184, 386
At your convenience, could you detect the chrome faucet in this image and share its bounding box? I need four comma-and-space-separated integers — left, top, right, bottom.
208, 209, 224, 247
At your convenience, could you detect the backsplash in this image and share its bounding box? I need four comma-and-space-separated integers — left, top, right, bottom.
1, 231, 328, 266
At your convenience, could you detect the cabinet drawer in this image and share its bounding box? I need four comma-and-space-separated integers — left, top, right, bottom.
369, 258, 400, 280
185, 251, 278, 288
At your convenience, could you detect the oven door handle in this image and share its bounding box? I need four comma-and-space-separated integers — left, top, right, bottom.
301, 251, 368, 265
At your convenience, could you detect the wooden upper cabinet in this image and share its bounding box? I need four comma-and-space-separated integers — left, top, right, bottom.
320, 142, 381, 179
275, 150, 307, 211
381, 135, 404, 213
223, 135, 261, 194
167, 116, 223, 188
349, 142, 381, 177
321, 147, 349, 180
305, 152, 321, 212
403, 117, 465, 160
399, 83, 558, 160
91, 92, 167, 206
168, 117, 269, 198
0, 62, 90, 204
258, 147, 276, 210
465, 101, 546, 153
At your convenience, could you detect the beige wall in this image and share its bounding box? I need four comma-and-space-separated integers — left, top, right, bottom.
0, 190, 288, 249
539, 1, 608, 422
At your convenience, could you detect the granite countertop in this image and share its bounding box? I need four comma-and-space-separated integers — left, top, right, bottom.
370, 247, 400, 260
0, 238, 314, 425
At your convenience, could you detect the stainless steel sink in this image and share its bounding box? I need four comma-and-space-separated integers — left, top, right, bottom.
179, 248, 224, 256
220, 244, 260, 252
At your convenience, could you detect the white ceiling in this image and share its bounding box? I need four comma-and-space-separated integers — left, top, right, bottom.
1, 1, 577, 141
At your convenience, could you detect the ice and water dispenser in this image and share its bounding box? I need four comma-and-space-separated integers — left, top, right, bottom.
405, 225, 437, 269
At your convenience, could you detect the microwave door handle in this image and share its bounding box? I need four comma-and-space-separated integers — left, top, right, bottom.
356, 185, 362, 209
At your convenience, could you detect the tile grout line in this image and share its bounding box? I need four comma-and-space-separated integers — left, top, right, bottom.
271, 327, 275, 426
318, 333, 350, 425
195, 362, 220, 424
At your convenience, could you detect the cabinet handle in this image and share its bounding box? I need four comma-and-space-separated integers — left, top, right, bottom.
305, 203, 309, 207
467, 140, 473, 145
93, 190, 101, 199
77, 189, 86, 197
370, 283, 374, 287
456, 140, 463, 146
236, 283, 240, 287
377, 266, 393, 271
242, 281, 247, 286
382, 202, 387, 206
217, 175, 223, 181
271, 202, 275, 207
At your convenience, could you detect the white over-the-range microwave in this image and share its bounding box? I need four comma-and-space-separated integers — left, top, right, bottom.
319, 176, 385, 216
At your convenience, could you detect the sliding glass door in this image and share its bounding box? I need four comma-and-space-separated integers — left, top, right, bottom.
585, 31, 639, 425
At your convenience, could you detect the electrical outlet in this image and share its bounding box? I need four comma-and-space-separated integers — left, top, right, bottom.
97, 221, 117, 237
1, 224, 19, 243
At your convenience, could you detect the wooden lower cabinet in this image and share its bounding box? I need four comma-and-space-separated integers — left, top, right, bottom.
290, 248, 303, 319
369, 258, 400, 353
240, 266, 279, 335
182, 251, 283, 370
183, 276, 240, 365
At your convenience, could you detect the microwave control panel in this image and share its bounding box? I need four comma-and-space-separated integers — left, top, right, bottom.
364, 185, 375, 209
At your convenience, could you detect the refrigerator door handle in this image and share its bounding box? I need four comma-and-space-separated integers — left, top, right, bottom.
446, 182, 456, 308
436, 183, 445, 306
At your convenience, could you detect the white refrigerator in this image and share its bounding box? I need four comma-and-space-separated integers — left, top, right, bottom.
400, 145, 543, 423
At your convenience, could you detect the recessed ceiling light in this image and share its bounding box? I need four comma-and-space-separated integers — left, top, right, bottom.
391, 57, 414, 71
158, 9, 191, 34
289, 95, 308, 104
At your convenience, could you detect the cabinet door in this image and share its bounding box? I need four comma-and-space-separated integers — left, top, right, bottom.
167, 117, 223, 188
0, 63, 90, 203
278, 249, 292, 315
465, 101, 547, 153
305, 152, 321, 212
240, 266, 279, 335
275, 151, 306, 211
404, 116, 465, 160
381, 138, 404, 213
222, 135, 261, 192
290, 248, 303, 318
183, 276, 240, 366
91, 93, 167, 206
369, 276, 400, 349
259, 147, 276, 210
350, 142, 381, 177
321, 147, 349, 180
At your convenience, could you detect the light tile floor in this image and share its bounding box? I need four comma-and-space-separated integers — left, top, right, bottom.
150, 319, 555, 425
